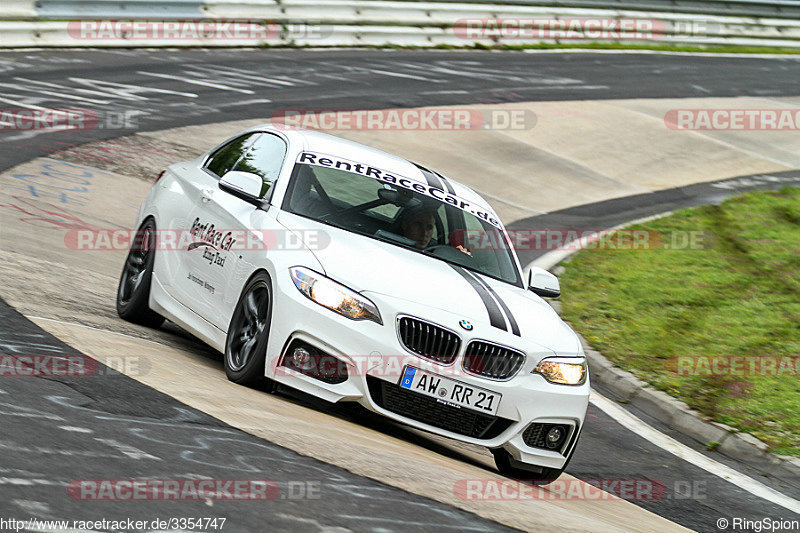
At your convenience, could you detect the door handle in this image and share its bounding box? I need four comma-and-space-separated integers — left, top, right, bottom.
201, 188, 214, 202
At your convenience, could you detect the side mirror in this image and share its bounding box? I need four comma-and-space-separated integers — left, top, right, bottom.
528, 266, 560, 298
219, 171, 263, 203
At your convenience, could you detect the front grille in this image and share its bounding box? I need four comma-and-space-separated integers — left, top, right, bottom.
397, 317, 461, 364
463, 341, 525, 380
367, 376, 513, 440
523, 423, 572, 453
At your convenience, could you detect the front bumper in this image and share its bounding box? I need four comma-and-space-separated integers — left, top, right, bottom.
266, 277, 589, 470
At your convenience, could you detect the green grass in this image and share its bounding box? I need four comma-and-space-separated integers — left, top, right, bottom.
560, 187, 800, 456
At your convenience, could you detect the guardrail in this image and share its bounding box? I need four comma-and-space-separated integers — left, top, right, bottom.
35, 0, 203, 19
1, 0, 800, 48
3, 0, 37, 19
390, 0, 800, 19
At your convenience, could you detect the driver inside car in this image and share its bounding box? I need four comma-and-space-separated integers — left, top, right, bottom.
400, 207, 472, 255
400, 207, 436, 249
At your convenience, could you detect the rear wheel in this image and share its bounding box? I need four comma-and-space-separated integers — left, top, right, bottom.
225, 272, 273, 386
116, 218, 165, 328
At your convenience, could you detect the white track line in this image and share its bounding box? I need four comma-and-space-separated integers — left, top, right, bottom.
137, 71, 255, 94
591, 391, 800, 514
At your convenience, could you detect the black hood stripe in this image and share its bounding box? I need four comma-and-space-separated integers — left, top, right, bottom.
419, 168, 444, 190
433, 170, 456, 195
450, 265, 507, 332
471, 273, 521, 337
414, 163, 446, 191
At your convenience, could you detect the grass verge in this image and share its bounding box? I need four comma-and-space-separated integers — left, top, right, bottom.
560, 187, 800, 456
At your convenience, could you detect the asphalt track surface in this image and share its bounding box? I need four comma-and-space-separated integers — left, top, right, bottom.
1, 49, 800, 531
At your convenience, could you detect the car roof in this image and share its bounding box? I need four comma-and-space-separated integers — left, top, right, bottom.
249, 125, 495, 215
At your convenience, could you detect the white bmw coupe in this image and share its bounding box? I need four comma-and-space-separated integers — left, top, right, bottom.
117, 125, 589, 481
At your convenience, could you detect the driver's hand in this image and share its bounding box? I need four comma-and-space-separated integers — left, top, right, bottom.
455, 245, 472, 256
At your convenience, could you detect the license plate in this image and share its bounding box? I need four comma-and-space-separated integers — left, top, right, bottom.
399, 366, 501, 415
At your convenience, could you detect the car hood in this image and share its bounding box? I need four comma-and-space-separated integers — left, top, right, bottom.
277, 212, 581, 354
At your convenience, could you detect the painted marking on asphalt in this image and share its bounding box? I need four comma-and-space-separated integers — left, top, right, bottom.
365, 67, 436, 82
0, 477, 62, 486
491, 84, 609, 92
12, 77, 113, 105
0, 96, 80, 132
190, 64, 309, 87
217, 99, 273, 109
590, 391, 800, 515
70, 76, 198, 100
0, 403, 64, 421
57, 426, 93, 434
94, 438, 162, 460
13, 499, 51, 514
138, 71, 255, 94
0, 441, 119, 459
0, 96, 74, 118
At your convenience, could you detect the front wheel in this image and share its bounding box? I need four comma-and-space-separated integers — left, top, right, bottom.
225, 272, 273, 386
116, 218, 165, 328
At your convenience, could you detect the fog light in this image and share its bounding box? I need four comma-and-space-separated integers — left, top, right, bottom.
546, 426, 566, 449
291, 346, 313, 371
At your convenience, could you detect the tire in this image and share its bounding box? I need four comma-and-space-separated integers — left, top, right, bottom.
225, 272, 273, 386
116, 218, 165, 328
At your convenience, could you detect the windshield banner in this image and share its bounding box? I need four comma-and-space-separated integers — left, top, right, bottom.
296, 151, 501, 228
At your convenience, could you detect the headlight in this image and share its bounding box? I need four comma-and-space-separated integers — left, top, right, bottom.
533, 357, 587, 386
290, 267, 382, 324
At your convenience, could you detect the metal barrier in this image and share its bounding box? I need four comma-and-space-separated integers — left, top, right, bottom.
3, 0, 37, 19
1, 0, 799, 48
392, 0, 800, 19
35, 0, 203, 19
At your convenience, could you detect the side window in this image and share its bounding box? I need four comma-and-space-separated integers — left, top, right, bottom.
236, 133, 287, 198
205, 134, 259, 178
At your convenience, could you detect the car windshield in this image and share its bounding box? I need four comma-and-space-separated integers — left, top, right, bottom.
282, 152, 523, 286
